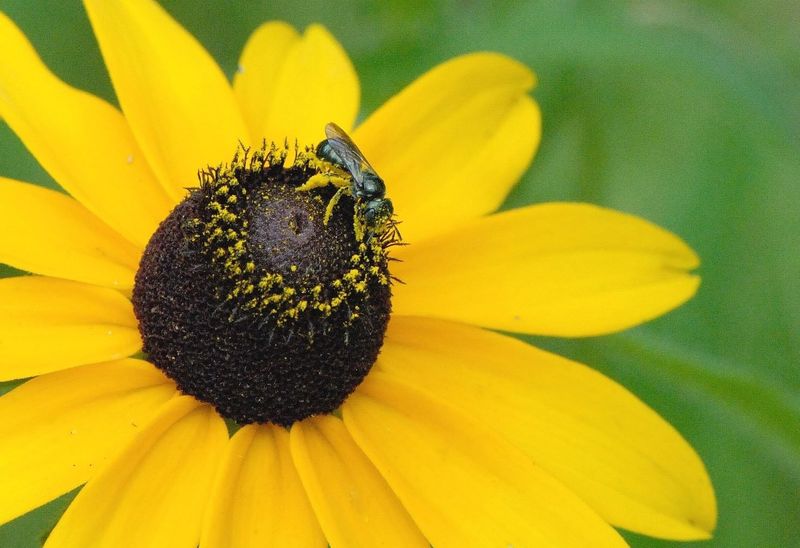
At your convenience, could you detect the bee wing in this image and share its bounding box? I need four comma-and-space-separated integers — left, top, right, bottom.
324, 123, 379, 179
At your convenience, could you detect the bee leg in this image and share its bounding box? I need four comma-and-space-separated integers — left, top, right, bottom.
297, 173, 351, 192
326, 175, 351, 189
323, 186, 348, 225
297, 173, 331, 192
353, 206, 366, 242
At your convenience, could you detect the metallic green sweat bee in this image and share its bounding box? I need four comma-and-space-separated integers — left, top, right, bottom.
313, 123, 394, 237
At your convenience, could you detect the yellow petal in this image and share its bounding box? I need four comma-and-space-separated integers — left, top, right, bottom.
235, 22, 359, 146
290, 415, 427, 547
233, 21, 299, 143
0, 12, 172, 249
0, 276, 141, 380
0, 359, 175, 526
354, 52, 540, 243
201, 424, 325, 548
344, 374, 627, 547
45, 396, 228, 548
82, 0, 249, 201
392, 202, 700, 336
0, 178, 140, 289
381, 316, 717, 540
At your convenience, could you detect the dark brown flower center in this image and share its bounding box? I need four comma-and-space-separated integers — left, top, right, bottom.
132, 145, 395, 426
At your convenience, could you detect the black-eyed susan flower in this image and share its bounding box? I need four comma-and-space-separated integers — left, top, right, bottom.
0, 1, 716, 546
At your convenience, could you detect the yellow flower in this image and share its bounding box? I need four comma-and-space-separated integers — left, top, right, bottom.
0, 1, 715, 547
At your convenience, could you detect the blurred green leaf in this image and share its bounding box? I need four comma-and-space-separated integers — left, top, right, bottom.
0, 380, 22, 398
0, 491, 76, 548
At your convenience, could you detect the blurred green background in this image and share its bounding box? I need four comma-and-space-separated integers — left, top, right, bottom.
0, 0, 798, 546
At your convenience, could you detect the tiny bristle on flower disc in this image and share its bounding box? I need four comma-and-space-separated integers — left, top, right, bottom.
132, 144, 397, 426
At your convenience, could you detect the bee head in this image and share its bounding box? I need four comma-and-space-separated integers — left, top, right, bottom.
364, 198, 394, 228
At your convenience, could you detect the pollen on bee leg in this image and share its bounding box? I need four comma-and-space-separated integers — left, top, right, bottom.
132, 143, 398, 427
296, 173, 331, 191
297, 173, 350, 192
324, 187, 348, 225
